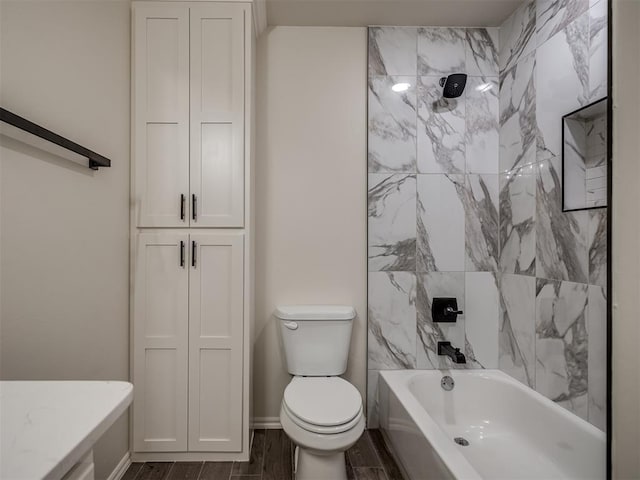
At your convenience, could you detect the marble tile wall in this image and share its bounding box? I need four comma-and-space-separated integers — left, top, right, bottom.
497, 0, 608, 431
367, 0, 607, 432
367, 26, 500, 427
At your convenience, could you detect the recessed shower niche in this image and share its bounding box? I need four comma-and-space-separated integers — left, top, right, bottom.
562, 97, 608, 211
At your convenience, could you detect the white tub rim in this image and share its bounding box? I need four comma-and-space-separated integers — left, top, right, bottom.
378, 369, 605, 480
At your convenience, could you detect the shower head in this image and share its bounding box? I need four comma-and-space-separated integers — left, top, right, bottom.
439, 74, 467, 99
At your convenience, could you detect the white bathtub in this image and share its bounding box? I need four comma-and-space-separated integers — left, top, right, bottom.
377, 370, 606, 480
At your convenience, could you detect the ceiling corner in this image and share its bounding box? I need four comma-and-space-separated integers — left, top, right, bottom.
253, 0, 268, 36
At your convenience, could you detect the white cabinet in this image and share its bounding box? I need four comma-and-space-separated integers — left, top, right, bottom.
133, 232, 244, 453
133, 5, 190, 228
133, 233, 189, 452
133, 3, 246, 228
131, 1, 253, 461
188, 233, 244, 451
190, 6, 245, 228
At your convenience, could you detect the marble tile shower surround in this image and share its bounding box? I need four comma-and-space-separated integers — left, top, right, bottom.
368, 272, 417, 370
367, 0, 608, 432
367, 24, 502, 427
536, 0, 589, 47
368, 26, 500, 176
368, 76, 417, 173
499, 1, 536, 72
588, 0, 608, 101
535, 279, 589, 418
498, 157, 606, 426
499, 164, 536, 275
496, 0, 608, 430
536, 156, 589, 283
368, 174, 416, 271
536, 12, 590, 162
499, 51, 537, 174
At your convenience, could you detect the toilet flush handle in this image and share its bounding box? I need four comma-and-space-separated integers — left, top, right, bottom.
283, 321, 299, 330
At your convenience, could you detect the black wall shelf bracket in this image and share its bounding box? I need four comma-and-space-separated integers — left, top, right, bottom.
0, 107, 111, 170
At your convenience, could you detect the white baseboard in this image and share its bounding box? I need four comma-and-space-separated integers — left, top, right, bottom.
252, 417, 282, 429
132, 452, 248, 462
106, 452, 131, 480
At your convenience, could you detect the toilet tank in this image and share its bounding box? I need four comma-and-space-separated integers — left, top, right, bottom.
275, 305, 356, 376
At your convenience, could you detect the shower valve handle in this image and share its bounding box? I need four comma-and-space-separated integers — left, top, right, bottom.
433, 298, 463, 323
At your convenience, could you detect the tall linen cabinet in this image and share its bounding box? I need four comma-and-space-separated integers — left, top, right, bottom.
130, 1, 255, 461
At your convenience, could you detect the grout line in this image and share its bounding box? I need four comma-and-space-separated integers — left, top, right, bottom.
259, 429, 266, 477
162, 462, 175, 480
195, 461, 205, 480
365, 431, 385, 470
367, 431, 391, 480
131, 462, 143, 480
382, 465, 391, 480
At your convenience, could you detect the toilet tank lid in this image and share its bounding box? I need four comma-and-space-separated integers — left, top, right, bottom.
274, 305, 356, 321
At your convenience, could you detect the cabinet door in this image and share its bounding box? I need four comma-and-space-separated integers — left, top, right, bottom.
133, 233, 189, 452
133, 4, 190, 227
190, 5, 246, 227
188, 233, 244, 451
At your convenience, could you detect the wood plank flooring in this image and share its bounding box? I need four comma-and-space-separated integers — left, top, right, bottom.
123, 429, 404, 480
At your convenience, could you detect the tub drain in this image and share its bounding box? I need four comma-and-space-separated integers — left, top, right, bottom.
454, 437, 469, 446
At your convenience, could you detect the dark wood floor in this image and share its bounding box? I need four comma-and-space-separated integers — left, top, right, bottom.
122, 429, 404, 480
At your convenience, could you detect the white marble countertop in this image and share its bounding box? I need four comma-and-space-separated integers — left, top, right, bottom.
0, 381, 133, 480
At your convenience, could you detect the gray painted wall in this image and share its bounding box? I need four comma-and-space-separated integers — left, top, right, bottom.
0, 2, 131, 477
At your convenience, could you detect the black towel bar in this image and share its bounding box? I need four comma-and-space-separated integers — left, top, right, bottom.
0, 107, 111, 170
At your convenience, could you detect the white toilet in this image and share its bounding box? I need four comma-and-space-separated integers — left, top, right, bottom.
276, 305, 365, 480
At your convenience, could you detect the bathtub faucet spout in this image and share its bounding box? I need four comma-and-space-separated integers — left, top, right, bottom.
437, 341, 466, 364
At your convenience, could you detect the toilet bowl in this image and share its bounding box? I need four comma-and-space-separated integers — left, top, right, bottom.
280, 376, 365, 480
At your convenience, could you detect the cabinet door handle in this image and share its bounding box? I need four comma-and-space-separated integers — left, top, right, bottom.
192, 194, 197, 221
191, 240, 197, 268
180, 194, 186, 221
179, 241, 185, 267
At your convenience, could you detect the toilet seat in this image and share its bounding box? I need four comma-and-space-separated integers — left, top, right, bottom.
282, 401, 363, 435
283, 377, 362, 435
